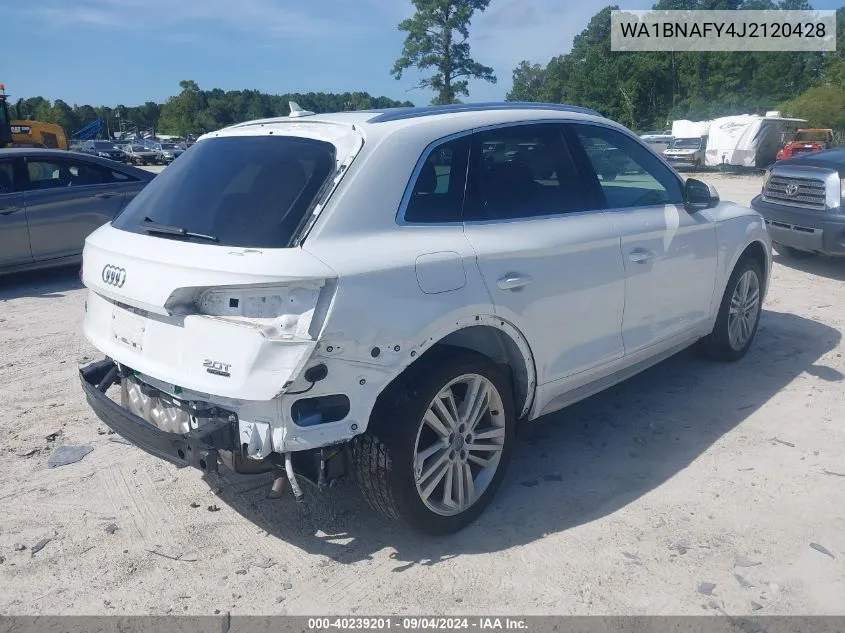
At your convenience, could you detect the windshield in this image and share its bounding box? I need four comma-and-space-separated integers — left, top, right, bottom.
670, 137, 701, 149
794, 131, 828, 143
93, 141, 116, 149
161, 143, 177, 149
129, 145, 146, 151
113, 135, 336, 248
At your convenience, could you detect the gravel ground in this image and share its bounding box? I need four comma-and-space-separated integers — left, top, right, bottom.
0, 172, 843, 616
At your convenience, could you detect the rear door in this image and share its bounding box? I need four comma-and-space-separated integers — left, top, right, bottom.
461, 122, 626, 388
0, 157, 32, 268
23, 157, 127, 262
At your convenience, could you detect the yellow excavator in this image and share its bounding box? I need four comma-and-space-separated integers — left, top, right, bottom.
0, 83, 69, 150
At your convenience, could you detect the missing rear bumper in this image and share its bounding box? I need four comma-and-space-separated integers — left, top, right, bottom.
80, 360, 352, 490
79, 359, 235, 472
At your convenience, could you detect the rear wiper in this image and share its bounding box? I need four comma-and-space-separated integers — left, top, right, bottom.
141, 218, 218, 243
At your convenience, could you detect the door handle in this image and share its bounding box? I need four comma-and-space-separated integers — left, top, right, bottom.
628, 249, 654, 264
94, 192, 117, 199
497, 274, 533, 291
0, 205, 20, 216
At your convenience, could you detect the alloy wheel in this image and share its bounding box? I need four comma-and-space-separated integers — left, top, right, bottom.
728, 269, 760, 351
413, 373, 506, 516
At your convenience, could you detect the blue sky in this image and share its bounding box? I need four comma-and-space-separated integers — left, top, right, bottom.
2, 0, 841, 107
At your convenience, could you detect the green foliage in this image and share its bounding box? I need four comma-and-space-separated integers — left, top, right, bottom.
506, 2, 842, 132
821, 7, 845, 87
392, 0, 496, 105
14, 83, 414, 138
506, 62, 549, 103
779, 85, 845, 130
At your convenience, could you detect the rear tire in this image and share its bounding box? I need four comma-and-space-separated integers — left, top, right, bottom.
353, 348, 515, 535
698, 257, 763, 362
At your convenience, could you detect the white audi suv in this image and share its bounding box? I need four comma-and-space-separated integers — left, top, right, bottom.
79, 102, 771, 534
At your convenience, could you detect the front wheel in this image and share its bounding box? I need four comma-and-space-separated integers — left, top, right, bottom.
698, 257, 763, 361
354, 349, 515, 535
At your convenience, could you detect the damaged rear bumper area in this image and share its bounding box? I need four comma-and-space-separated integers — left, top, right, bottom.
80, 359, 235, 472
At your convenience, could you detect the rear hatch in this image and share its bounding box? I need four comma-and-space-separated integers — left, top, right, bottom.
81, 121, 362, 400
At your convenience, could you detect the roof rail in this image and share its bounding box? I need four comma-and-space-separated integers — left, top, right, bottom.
368, 101, 602, 124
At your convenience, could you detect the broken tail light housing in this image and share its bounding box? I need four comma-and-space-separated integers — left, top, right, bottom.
164, 281, 335, 341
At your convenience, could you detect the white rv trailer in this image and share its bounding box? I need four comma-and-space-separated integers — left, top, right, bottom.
704, 112, 806, 168
671, 119, 712, 139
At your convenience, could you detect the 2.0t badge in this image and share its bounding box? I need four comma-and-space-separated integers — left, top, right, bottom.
101, 265, 126, 287
204, 359, 232, 377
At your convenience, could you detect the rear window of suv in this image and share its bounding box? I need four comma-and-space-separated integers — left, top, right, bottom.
112, 135, 336, 248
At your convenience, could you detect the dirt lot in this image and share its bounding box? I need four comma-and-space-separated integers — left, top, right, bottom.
1, 172, 843, 616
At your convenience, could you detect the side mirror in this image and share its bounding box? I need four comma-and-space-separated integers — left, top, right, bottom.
684, 178, 719, 212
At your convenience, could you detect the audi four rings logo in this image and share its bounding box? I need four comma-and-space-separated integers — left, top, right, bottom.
785, 183, 800, 197
101, 265, 126, 287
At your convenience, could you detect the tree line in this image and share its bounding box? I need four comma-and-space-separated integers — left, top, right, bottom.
506, 2, 845, 131
11, 81, 414, 138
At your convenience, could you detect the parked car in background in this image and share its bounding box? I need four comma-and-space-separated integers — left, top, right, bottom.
752, 148, 845, 258
78, 102, 770, 534
663, 136, 707, 170
122, 143, 159, 166
0, 148, 154, 274
775, 129, 835, 161
640, 129, 672, 143
79, 140, 127, 163
640, 129, 673, 154
153, 142, 184, 164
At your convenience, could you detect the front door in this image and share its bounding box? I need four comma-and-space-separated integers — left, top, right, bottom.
461, 123, 626, 387
567, 123, 718, 356
0, 158, 32, 269
23, 157, 126, 262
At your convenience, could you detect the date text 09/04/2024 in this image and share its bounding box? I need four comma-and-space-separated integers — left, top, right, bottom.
307, 618, 529, 631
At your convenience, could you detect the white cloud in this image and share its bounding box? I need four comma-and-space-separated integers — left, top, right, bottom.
17, 0, 652, 102
467, 0, 624, 100
485, 1, 542, 28
23, 0, 377, 39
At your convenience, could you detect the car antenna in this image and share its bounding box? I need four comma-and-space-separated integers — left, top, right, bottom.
288, 101, 315, 118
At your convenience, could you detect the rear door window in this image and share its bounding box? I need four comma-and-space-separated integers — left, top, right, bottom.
464, 123, 587, 221
112, 136, 336, 248
25, 159, 116, 190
